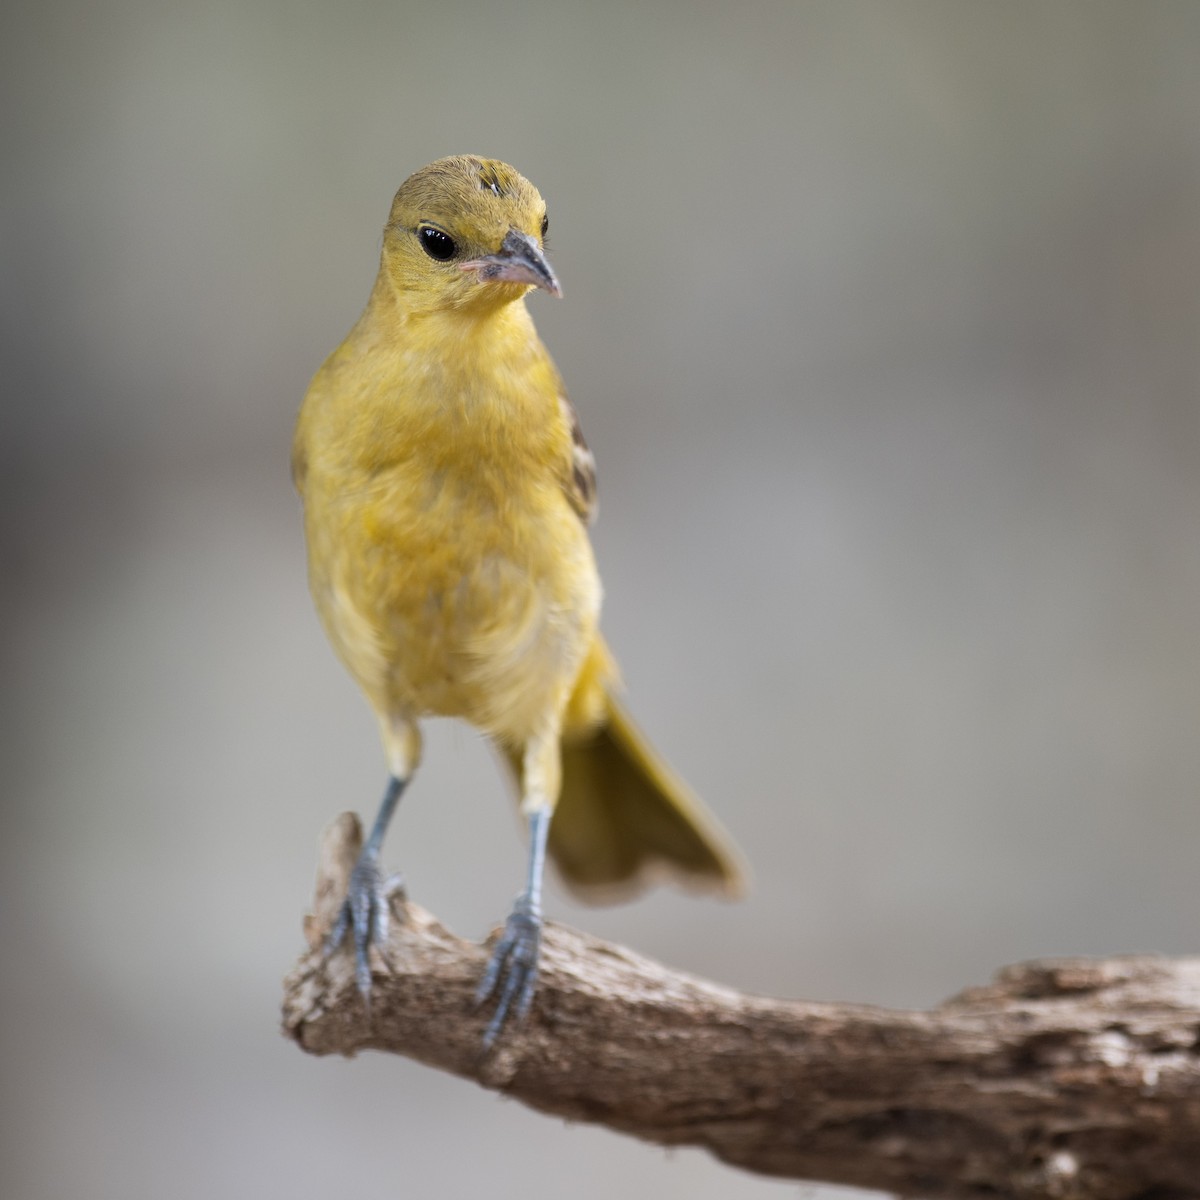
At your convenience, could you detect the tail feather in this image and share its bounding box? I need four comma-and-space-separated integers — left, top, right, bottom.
501, 694, 745, 905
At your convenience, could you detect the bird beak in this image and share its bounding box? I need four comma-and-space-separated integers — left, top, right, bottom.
460, 229, 562, 297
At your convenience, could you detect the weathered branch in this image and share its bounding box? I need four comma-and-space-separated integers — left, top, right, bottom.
282, 814, 1200, 1199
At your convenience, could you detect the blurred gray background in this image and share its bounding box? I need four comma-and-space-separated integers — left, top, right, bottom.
3, 2, 1198, 1198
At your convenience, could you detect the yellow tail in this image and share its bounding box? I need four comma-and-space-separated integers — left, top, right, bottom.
501, 686, 746, 905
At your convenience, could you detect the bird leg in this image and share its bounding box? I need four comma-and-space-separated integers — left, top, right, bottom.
476, 804, 551, 1047
325, 773, 407, 1003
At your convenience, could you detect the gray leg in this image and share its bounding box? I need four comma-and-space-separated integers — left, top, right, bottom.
326, 773, 407, 1002
476, 804, 551, 1047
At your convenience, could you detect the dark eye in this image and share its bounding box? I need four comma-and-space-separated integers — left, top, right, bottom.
418, 226, 457, 261
540, 214, 549, 239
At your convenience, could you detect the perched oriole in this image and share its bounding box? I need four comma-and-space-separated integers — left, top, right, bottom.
293, 155, 743, 1043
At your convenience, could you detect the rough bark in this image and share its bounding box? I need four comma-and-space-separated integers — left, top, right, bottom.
282, 814, 1200, 1199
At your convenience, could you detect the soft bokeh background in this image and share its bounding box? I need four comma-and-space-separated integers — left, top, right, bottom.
3, 2, 1198, 1197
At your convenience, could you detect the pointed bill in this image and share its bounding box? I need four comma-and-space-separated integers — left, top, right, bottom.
460, 228, 562, 297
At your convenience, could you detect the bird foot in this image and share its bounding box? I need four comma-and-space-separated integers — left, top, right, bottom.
476, 894, 543, 1047
325, 850, 403, 1004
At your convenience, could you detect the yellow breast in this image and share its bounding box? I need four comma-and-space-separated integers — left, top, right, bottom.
295, 293, 600, 744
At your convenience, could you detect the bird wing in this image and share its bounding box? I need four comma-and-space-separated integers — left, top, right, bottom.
559, 393, 597, 525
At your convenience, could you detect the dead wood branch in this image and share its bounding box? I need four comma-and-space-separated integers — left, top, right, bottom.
282, 814, 1200, 1199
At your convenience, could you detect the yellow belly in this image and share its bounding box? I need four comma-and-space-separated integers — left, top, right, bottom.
308, 461, 601, 746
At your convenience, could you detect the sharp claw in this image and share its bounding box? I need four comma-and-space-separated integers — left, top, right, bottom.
475, 959, 500, 1006
324, 902, 350, 958
478, 901, 542, 1047
482, 991, 512, 1049
515, 970, 537, 1021
323, 849, 400, 1009
355, 947, 372, 1002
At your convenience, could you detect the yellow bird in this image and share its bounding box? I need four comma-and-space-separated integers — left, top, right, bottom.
293, 155, 743, 1043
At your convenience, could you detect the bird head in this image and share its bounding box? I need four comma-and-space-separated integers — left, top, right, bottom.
380, 156, 560, 314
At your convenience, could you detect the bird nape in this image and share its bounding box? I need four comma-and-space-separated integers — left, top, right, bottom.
293, 154, 744, 1046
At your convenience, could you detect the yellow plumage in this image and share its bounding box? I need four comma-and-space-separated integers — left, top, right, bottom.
294, 155, 742, 1039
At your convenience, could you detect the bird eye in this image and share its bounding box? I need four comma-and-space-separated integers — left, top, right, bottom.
418, 226, 458, 261
540, 214, 549, 240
